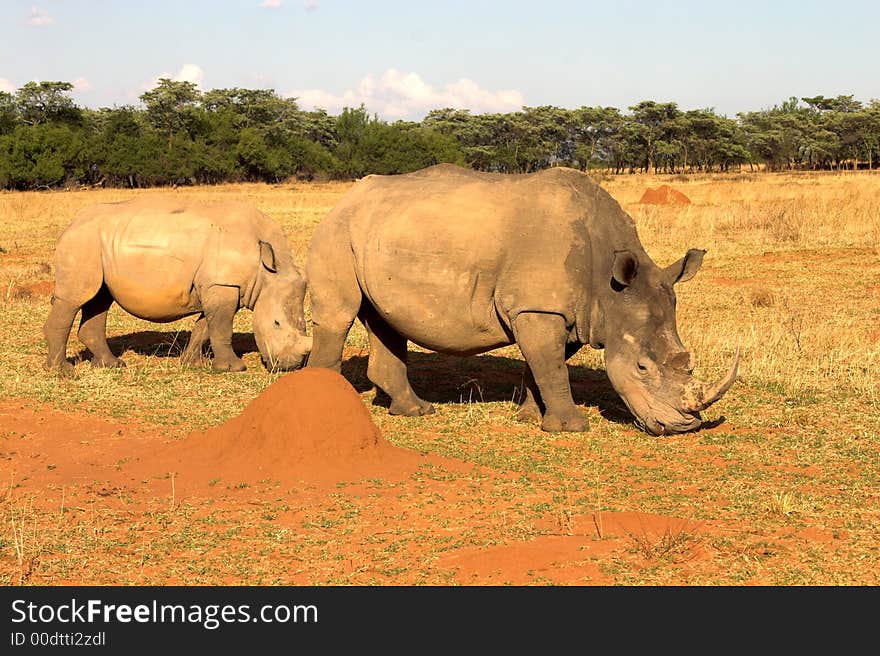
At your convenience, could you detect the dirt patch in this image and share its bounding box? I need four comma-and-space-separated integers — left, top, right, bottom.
709, 276, 761, 287
438, 511, 709, 584
756, 246, 877, 264
639, 185, 691, 205
7, 280, 54, 299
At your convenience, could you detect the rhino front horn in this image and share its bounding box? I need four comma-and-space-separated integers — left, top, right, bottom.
680, 347, 741, 413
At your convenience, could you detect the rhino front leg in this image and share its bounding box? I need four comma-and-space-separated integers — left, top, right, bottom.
43, 298, 79, 375
517, 340, 584, 423
180, 314, 208, 366
512, 312, 589, 432
360, 305, 434, 417
202, 286, 247, 372
305, 236, 362, 373
78, 286, 125, 368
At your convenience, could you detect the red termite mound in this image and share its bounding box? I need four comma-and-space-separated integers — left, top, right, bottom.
157, 367, 422, 490
639, 185, 691, 205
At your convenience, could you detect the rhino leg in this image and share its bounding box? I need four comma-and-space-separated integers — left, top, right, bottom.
78, 286, 125, 368
305, 239, 361, 373
515, 367, 543, 422
517, 340, 583, 423
180, 314, 208, 366
42, 298, 79, 375
512, 312, 589, 432
202, 285, 246, 372
360, 305, 434, 417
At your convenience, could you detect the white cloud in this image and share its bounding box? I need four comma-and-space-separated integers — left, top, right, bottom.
289, 69, 524, 119
27, 5, 53, 27
173, 64, 205, 86
0, 78, 16, 94
143, 63, 205, 92
72, 77, 92, 92
260, 0, 283, 8
304, 0, 318, 11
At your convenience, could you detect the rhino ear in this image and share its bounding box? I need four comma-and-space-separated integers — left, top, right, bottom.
259, 241, 277, 273
665, 248, 705, 284
611, 250, 639, 288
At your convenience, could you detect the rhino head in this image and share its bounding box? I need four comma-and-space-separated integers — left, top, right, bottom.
599, 248, 739, 436
251, 241, 312, 371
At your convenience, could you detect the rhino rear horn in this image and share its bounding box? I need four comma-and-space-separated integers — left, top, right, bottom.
259, 241, 277, 273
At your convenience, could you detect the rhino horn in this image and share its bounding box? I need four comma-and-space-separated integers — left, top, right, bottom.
680, 347, 740, 413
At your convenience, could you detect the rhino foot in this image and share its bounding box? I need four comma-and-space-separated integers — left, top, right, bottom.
389, 398, 435, 417
212, 356, 247, 373
179, 352, 209, 368
515, 398, 542, 424
91, 356, 126, 369
44, 359, 75, 377
541, 409, 590, 433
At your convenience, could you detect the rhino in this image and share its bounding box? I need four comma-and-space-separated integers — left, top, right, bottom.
306, 164, 739, 435
43, 197, 311, 374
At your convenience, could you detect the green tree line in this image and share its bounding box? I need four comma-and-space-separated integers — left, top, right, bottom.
1, 80, 878, 189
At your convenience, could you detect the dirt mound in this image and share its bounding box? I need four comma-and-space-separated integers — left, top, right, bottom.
154, 368, 424, 490
639, 185, 691, 205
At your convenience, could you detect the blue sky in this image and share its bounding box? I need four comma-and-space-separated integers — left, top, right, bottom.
2, 0, 878, 119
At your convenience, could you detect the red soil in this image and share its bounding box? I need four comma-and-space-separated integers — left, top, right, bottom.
0, 369, 436, 502
639, 185, 691, 205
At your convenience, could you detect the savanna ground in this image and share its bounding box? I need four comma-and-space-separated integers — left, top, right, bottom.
0, 170, 878, 585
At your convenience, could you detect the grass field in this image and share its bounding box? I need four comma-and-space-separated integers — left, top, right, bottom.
1, 170, 878, 585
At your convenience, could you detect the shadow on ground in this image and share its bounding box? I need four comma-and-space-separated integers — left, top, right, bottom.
74, 330, 259, 362
74, 330, 725, 432
342, 352, 637, 428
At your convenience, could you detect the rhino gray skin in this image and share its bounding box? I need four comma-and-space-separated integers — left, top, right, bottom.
306, 164, 738, 435
43, 198, 311, 374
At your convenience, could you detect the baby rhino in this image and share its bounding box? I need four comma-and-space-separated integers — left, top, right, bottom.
43, 197, 311, 374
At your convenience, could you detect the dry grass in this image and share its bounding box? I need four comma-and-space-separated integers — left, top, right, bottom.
2, 173, 877, 406
1, 170, 879, 586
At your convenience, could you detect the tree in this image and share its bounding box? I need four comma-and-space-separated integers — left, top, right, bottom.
570, 106, 623, 170
15, 81, 81, 126
140, 78, 201, 151
0, 91, 16, 135
628, 101, 682, 172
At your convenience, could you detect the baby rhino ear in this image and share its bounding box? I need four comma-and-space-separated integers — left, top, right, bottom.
259, 241, 277, 273
665, 248, 705, 284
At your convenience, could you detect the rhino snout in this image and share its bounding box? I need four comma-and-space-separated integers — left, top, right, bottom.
260, 336, 312, 372
638, 412, 702, 436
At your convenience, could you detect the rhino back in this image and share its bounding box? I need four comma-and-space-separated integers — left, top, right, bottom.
338, 166, 604, 352
57, 198, 267, 321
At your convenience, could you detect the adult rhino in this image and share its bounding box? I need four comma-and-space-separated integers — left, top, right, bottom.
306, 164, 738, 435
43, 198, 311, 374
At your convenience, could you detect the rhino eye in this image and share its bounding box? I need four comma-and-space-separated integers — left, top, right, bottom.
637, 362, 648, 374
274, 320, 281, 327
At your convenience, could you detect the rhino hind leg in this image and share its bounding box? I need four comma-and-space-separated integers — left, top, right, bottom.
360, 306, 434, 417
202, 285, 247, 372
515, 367, 544, 423
42, 297, 80, 375
512, 312, 589, 432
180, 315, 209, 366
78, 286, 125, 368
